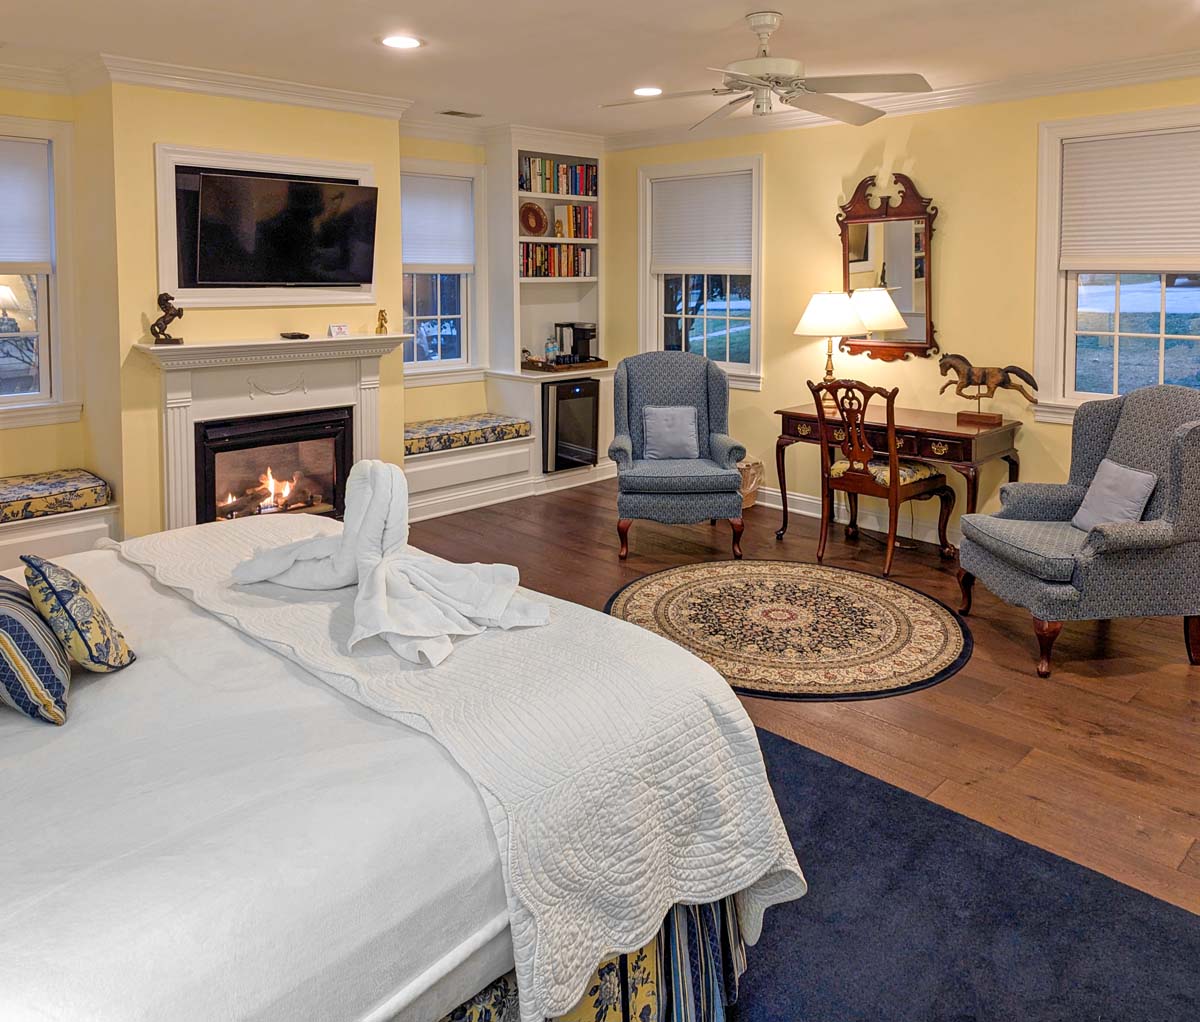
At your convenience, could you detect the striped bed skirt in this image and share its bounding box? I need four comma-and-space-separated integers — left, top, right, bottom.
441, 896, 746, 1022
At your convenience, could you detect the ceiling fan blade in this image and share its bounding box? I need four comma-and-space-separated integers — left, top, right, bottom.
600, 89, 719, 109
801, 73, 932, 94
781, 90, 885, 126
690, 94, 752, 131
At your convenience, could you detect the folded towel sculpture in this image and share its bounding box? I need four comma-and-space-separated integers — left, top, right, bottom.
233, 459, 549, 665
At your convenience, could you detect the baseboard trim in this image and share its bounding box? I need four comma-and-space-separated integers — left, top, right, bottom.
408, 460, 617, 522
755, 486, 963, 548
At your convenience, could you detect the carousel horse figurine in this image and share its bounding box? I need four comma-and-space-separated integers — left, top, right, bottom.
939, 353, 1038, 404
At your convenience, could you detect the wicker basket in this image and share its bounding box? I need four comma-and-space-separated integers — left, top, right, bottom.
737, 456, 764, 510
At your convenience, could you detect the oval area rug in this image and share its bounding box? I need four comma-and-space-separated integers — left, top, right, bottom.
604, 560, 972, 700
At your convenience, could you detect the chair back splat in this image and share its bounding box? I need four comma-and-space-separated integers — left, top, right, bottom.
808, 379, 900, 488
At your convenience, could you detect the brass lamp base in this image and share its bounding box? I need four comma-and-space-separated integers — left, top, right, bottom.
821, 335, 838, 411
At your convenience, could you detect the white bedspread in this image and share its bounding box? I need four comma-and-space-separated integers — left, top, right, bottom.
0, 550, 511, 1022
116, 515, 808, 1022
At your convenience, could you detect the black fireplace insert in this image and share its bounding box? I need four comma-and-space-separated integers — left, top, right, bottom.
194, 407, 353, 524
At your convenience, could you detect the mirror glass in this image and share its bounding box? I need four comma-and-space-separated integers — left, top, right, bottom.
845, 219, 927, 343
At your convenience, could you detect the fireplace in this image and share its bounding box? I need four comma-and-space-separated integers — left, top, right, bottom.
194, 407, 353, 524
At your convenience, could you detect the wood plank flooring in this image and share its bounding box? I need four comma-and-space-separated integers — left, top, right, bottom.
409, 479, 1200, 914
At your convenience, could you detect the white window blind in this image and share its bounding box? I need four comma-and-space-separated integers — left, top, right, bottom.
651, 171, 752, 274
1060, 128, 1200, 271
0, 137, 53, 272
401, 173, 474, 270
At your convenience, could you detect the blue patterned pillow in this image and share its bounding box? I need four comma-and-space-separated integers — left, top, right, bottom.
0, 576, 71, 724
21, 555, 135, 673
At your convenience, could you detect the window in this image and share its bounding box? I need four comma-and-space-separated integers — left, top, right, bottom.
401, 171, 476, 371
0, 137, 54, 407
1034, 111, 1200, 421
639, 158, 763, 389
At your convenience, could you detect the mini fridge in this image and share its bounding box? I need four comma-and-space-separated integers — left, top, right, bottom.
542, 377, 600, 473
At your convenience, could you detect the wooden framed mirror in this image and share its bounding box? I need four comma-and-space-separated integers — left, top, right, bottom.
838, 173, 938, 361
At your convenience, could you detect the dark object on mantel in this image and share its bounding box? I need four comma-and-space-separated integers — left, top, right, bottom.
280, 332, 310, 340
150, 292, 184, 345
939, 353, 1038, 427
521, 356, 609, 373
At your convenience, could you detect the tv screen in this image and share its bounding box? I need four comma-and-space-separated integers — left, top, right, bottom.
196, 173, 378, 286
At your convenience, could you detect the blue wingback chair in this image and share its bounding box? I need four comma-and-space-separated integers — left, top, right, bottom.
958, 384, 1200, 677
609, 351, 746, 559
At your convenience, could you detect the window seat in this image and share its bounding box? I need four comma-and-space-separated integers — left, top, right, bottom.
0, 469, 111, 523
0, 470, 119, 570
403, 412, 532, 457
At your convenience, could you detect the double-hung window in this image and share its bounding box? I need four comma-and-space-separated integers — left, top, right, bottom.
400, 171, 475, 370
640, 157, 762, 389
1036, 114, 1200, 418
0, 135, 55, 408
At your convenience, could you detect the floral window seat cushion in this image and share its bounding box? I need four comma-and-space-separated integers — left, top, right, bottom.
0, 469, 111, 524
404, 413, 532, 457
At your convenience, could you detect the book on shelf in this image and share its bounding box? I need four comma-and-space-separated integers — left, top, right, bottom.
551, 204, 596, 239
519, 242, 595, 278
519, 155, 598, 197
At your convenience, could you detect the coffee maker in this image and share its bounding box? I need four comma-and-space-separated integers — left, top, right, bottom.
554, 322, 598, 362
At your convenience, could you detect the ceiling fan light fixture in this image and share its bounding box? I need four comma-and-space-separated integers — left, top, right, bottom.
633, 87, 663, 97
381, 35, 422, 49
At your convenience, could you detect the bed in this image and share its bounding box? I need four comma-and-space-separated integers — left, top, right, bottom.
0, 517, 804, 1021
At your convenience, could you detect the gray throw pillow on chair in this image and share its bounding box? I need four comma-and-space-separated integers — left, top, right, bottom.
642, 406, 700, 460
1071, 458, 1158, 532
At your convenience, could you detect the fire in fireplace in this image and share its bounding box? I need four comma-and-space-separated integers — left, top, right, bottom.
195, 407, 353, 524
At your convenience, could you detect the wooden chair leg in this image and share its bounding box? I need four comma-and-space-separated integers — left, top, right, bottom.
1033, 616, 1063, 678
845, 493, 859, 540
1186, 615, 1200, 665
730, 517, 744, 560
617, 519, 632, 560
883, 499, 900, 577
816, 485, 831, 563
936, 486, 957, 559
957, 568, 975, 615
710, 518, 717, 526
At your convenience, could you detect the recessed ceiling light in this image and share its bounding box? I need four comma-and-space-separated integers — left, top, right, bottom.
633, 86, 663, 97
381, 35, 422, 49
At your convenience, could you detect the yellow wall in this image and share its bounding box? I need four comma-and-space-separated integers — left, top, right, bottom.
110, 84, 407, 535
603, 76, 1200, 523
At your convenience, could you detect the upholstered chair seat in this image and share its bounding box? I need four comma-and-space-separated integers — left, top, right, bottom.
618, 458, 743, 494
829, 458, 941, 487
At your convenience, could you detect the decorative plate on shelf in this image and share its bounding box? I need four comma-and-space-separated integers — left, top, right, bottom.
519, 202, 548, 237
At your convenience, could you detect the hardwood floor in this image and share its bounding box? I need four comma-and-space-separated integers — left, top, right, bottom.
410, 479, 1200, 914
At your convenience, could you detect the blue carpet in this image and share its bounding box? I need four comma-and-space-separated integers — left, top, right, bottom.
739, 729, 1200, 1021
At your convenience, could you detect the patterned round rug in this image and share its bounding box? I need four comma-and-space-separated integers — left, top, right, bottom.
604, 560, 972, 701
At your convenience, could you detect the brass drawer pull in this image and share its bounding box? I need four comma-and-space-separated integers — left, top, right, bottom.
930, 440, 949, 456
796, 422, 812, 437
833, 428, 846, 442
896, 437, 905, 449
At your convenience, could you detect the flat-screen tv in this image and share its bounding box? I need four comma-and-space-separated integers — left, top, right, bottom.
196, 173, 378, 286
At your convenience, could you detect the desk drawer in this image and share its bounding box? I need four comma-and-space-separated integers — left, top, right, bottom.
918, 436, 966, 461
786, 418, 818, 439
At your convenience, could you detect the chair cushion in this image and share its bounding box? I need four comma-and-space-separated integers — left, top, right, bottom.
0, 577, 70, 725
960, 515, 1088, 583
618, 458, 742, 494
830, 458, 942, 486
1072, 458, 1158, 532
0, 469, 110, 524
21, 555, 136, 673
403, 413, 532, 457
642, 405, 699, 460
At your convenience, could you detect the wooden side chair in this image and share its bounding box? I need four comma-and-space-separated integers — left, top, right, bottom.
808, 379, 957, 576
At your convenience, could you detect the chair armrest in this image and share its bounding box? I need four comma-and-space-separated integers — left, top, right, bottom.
1163, 419, 1200, 541
608, 433, 633, 469
1081, 519, 1178, 556
709, 433, 746, 470
995, 482, 1088, 522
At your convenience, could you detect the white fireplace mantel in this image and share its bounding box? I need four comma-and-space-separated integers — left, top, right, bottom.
136, 334, 405, 530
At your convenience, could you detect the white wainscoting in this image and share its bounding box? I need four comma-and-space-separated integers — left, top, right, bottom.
0, 505, 121, 572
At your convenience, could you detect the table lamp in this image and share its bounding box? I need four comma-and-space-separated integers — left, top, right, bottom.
849, 287, 907, 339
794, 291, 866, 406
0, 285, 21, 333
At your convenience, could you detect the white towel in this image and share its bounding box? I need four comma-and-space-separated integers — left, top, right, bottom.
232, 460, 549, 665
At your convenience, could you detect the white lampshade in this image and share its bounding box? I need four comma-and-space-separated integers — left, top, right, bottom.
850, 287, 907, 333
0, 285, 19, 311
793, 291, 866, 338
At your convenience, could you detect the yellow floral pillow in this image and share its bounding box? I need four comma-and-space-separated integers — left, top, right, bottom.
21, 555, 136, 673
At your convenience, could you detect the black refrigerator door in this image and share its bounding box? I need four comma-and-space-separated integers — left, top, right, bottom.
542, 377, 600, 473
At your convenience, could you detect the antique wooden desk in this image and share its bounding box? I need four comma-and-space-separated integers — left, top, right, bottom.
774, 404, 1022, 539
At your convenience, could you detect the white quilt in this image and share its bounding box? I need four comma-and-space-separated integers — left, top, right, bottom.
116, 516, 807, 1022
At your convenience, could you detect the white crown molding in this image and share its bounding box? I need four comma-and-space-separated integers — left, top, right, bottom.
66, 54, 413, 119
0, 63, 72, 95
399, 117, 488, 146
604, 48, 1200, 151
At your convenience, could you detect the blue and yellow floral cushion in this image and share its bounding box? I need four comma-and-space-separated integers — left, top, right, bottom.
0, 577, 71, 724
830, 458, 941, 486
21, 555, 135, 673
404, 413, 532, 457
0, 469, 111, 524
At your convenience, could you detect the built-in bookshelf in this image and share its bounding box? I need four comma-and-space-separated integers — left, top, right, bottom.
485, 128, 603, 373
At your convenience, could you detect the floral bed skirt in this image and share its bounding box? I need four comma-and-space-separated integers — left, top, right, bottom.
440, 896, 746, 1022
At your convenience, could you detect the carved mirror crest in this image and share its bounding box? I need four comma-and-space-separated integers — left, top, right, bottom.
838, 173, 938, 361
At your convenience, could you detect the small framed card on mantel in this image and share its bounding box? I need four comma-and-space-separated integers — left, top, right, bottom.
327, 323, 350, 338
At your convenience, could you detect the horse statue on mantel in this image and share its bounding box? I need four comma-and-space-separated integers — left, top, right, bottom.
939, 353, 1038, 404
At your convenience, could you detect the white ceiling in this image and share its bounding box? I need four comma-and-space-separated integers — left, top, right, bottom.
4, 0, 1200, 136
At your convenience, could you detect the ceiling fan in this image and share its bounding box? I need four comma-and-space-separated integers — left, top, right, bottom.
603, 10, 932, 129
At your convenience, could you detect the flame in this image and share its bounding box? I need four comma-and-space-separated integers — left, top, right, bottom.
223, 492, 235, 506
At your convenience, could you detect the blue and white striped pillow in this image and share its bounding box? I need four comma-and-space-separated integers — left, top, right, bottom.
0, 576, 71, 724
